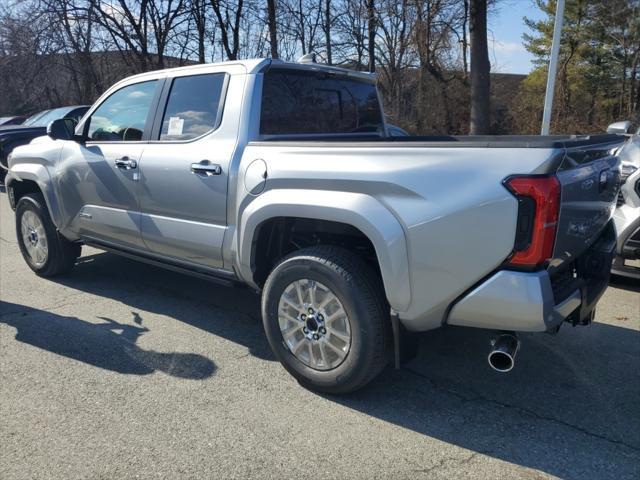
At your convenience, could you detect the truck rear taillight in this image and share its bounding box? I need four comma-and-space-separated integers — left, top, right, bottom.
504, 175, 561, 268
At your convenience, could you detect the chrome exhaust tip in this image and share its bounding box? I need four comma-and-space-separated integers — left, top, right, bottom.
488, 333, 520, 373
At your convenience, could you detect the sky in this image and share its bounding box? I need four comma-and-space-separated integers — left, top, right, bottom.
488, 0, 548, 74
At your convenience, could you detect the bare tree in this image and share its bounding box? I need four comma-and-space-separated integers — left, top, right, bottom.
190, 0, 208, 63
366, 0, 376, 72
0, 7, 52, 111
323, 0, 332, 64
469, 0, 490, 134
376, 0, 412, 120
210, 0, 244, 60
3, 0, 636, 136
89, 0, 188, 71
461, 0, 469, 78
281, 0, 323, 56
333, 0, 368, 68
267, 0, 278, 58
35, 0, 103, 102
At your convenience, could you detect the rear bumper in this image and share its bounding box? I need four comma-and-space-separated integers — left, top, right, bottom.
447, 222, 616, 332
447, 270, 580, 332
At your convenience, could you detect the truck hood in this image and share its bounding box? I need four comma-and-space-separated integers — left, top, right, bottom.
0, 125, 46, 136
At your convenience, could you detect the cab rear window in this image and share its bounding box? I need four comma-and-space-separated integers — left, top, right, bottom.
260, 69, 383, 135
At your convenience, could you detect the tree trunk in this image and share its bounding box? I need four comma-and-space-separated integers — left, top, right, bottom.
367, 0, 376, 73
298, 0, 306, 54
210, 0, 244, 60
267, 0, 278, 58
631, 56, 639, 116
629, 56, 638, 117
469, 0, 490, 134
324, 0, 332, 65
462, 0, 469, 80
195, 0, 207, 63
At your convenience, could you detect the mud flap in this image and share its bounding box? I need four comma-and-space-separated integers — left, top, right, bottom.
391, 312, 419, 368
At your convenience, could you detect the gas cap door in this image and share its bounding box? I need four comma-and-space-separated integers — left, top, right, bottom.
244, 158, 268, 195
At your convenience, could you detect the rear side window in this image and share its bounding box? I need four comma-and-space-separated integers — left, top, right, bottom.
159, 73, 226, 141
260, 69, 383, 135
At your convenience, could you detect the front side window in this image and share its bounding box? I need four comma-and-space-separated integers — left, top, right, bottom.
87, 80, 157, 142
159, 73, 226, 141
260, 69, 384, 135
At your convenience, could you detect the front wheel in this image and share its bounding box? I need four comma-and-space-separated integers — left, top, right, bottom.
261, 246, 390, 394
15, 193, 81, 276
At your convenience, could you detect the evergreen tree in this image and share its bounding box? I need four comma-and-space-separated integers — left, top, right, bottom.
513, 0, 639, 134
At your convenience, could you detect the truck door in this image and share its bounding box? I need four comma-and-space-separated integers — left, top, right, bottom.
137, 70, 238, 269
58, 80, 161, 250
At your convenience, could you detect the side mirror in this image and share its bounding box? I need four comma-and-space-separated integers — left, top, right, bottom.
47, 118, 77, 141
606, 120, 634, 134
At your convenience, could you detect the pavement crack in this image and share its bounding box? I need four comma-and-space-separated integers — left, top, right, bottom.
410, 451, 480, 475
404, 367, 640, 454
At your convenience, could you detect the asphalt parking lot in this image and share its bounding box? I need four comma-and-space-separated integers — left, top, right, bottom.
1, 189, 639, 479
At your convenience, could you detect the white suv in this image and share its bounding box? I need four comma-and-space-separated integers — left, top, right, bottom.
611, 130, 640, 279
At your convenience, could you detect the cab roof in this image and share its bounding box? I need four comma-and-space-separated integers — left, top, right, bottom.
115, 58, 376, 86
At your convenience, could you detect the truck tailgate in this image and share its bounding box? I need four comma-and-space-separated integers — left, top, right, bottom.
552, 141, 621, 266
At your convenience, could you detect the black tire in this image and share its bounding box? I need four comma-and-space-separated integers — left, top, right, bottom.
0, 150, 8, 183
15, 193, 81, 276
262, 246, 391, 394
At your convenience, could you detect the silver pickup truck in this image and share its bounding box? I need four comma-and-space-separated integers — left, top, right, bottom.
5, 58, 624, 393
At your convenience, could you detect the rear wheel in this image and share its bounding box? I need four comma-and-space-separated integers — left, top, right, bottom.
15, 193, 80, 276
262, 246, 390, 393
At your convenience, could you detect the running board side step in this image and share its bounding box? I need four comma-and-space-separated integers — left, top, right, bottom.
83, 239, 241, 288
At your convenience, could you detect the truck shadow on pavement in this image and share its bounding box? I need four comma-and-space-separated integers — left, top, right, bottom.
0, 301, 217, 379
6, 250, 639, 479
51, 251, 275, 361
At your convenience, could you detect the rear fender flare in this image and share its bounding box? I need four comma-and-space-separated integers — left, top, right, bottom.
236, 189, 411, 312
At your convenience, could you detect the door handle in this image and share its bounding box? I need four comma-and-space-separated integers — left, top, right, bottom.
114, 156, 137, 169
191, 162, 222, 176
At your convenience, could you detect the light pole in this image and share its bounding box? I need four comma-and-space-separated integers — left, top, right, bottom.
541, 0, 565, 135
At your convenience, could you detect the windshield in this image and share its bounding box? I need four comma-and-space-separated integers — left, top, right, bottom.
23, 110, 49, 126
24, 107, 76, 127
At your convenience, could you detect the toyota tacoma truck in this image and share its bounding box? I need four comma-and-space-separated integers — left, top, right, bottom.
4, 58, 624, 393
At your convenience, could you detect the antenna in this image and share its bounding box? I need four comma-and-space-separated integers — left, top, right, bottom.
297, 53, 318, 64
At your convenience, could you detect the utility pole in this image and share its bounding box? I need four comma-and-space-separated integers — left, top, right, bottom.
541, 0, 565, 135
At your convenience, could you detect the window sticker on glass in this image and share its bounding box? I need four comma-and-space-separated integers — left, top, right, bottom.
167, 117, 184, 136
